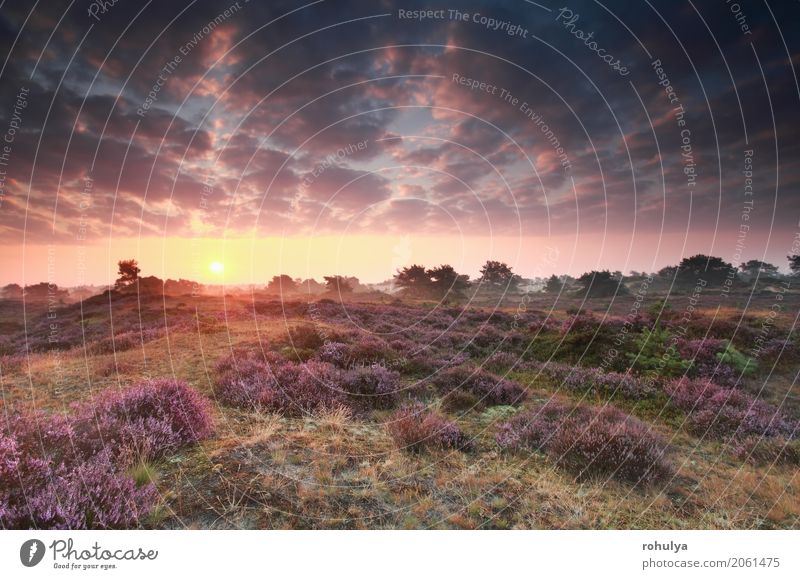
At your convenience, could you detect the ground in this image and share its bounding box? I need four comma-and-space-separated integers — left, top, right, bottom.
1, 287, 798, 529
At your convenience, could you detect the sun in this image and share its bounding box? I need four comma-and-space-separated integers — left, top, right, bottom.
209, 261, 224, 274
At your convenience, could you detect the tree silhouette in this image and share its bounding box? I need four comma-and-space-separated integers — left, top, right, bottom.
788, 254, 800, 276
115, 259, 141, 289
478, 260, 520, 290
323, 275, 353, 294
544, 274, 564, 293
394, 264, 431, 297
428, 264, 469, 299
739, 260, 778, 278
676, 254, 734, 285
575, 270, 626, 297
266, 275, 298, 294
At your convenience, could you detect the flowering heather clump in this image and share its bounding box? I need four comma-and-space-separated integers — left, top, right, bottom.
387, 403, 471, 452
560, 311, 599, 334
74, 378, 214, 463
315, 335, 395, 368
733, 436, 800, 466
214, 355, 279, 410
316, 341, 351, 367
274, 360, 347, 416
341, 365, 402, 410
471, 324, 503, 349
286, 324, 325, 350
483, 351, 519, 372
0, 412, 158, 529
431, 365, 527, 406
526, 362, 655, 401
496, 401, 672, 485
560, 367, 655, 400
665, 378, 797, 440
214, 352, 347, 416
677, 338, 753, 387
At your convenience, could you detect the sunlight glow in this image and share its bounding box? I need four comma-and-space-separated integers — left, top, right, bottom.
209, 261, 225, 274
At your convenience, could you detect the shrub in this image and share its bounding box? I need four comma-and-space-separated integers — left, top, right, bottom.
74, 378, 214, 463
431, 365, 527, 406
387, 403, 471, 452
316, 341, 351, 367
213, 355, 277, 410
214, 352, 347, 416
286, 324, 325, 350
273, 360, 347, 416
626, 326, 691, 378
341, 365, 402, 410
0, 413, 158, 529
678, 338, 754, 387
483, 352, 519, 372
496, 401, 672, 485
665, 378, 796, 440
733, 436, 800, 466
547, 364, 656, 400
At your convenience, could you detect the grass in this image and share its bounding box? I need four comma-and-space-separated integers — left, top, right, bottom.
2, 290, 798, 529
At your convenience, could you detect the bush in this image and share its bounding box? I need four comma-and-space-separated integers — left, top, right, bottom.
496, 401, 672, 485
539, 363, 656, 400
431, 365, 527, 407
483, 352, 519, 372
678, 338, 754, 387
74, 379, 214, 463
665, 378, 796, 440
286, 324, 324, 350
213, 355, 277, 410
733, 436, 800, 466
341, 365, 402, 410
274, 360, 347, 416
214, 352, 347, 416
626, 326, 691, 378
387, 403, 471, 452
0, 412, 158, 529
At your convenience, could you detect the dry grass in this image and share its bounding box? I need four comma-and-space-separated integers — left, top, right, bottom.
2, 294, 798, 530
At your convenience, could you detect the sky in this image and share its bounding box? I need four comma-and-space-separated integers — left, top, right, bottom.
0, 0, 798, 286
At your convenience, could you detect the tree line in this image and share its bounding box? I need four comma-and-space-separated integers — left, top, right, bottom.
3, 253, 798, 302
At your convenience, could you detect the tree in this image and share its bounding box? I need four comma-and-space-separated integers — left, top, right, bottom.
115, 259, 140, 289
788, 254, 800, 276
543, 274, 564, 293
164, 278, 197, 296
739, 259, 778, 279
137, 276, 164, 295
575, 270, 625, 298
427, 264, 469, 299
323, 275, 353, 294
394, 264, 431, 297
478, 260, 520, 290
266, 275, 298, 294
656, 265, 677, 280
1, 283, 23, 299
23, 282, 68, 302
676, 254, 734, 286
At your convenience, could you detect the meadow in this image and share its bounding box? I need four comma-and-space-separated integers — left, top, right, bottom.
1, 285, 798, 529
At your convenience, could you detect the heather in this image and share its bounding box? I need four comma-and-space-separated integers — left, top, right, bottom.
73, 378, 214, 462
665, 378, 797, 440
387, 403, 472, 452
430, 365, 527, 407
3, 287, 800, 529
1, 379, 213, 529
496, 401, 673, 485
213, 352, 347, 416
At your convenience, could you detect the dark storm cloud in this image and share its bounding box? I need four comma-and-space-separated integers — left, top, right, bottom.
0, 0, 797, 265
